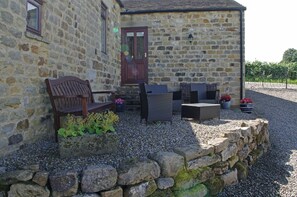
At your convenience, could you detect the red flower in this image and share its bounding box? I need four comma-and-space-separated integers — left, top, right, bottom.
220, 94, 231, 102
240, 98, 253, 103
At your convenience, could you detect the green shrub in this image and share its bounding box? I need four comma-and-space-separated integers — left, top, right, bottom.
58, 111, 119, 138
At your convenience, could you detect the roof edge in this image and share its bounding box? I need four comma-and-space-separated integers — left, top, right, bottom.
121, 6, 246, 15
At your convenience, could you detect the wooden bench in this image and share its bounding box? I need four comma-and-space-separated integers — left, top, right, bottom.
45, 76, 115, 140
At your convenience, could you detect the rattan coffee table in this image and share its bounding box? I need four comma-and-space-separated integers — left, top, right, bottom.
181, 103, 220, 122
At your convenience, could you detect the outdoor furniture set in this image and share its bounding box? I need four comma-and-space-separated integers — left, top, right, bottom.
45, 76, 221, 135
139, 82, 221, 124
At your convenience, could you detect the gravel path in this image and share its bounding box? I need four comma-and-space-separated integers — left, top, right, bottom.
219, 88, 297, 197
0, 106, 256, 174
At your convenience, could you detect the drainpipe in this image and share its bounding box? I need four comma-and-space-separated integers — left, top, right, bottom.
239, 10, 244, 100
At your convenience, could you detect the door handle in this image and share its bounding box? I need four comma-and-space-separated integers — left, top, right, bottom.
144, 53, 147, 58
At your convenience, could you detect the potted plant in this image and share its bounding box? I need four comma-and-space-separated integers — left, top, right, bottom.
240, 98, 253, 113
58, 111, 119, 158
220, 94, 232, 109
115, 98, 125, 112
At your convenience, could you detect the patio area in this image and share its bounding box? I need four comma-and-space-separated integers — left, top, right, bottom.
0, 108, 257, 173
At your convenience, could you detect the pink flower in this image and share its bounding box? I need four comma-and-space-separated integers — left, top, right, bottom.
115, 98, 125, 104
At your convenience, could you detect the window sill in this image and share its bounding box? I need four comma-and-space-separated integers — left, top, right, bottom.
25, 31, 50, 44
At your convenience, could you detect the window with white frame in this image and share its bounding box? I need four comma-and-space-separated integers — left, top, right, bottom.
26, 0, 42, 35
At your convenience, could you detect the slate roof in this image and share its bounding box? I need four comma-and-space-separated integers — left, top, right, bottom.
121, 0, 245, 14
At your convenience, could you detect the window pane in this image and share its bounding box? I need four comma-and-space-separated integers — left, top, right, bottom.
27, 2, 39, 30
126, 32, 134, 61
136, 32, 144, 59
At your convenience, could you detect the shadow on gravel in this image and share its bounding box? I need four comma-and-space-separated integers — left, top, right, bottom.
219, 89, 297, 197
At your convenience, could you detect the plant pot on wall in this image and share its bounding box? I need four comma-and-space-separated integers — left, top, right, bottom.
240, 103, 253, 113
116, 104, 125, 112
221, 101, 231, 109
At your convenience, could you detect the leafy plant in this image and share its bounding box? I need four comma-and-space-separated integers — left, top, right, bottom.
58, 111, 119, 138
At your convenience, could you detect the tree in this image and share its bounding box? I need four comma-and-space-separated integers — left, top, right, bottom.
282, 48, 297, 63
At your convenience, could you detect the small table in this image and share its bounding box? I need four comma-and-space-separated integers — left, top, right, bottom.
181, 103, 220, 122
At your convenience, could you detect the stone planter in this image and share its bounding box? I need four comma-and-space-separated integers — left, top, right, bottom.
240, 103, 253, 113
58, 132, 118, 158
220, 101, 231, 109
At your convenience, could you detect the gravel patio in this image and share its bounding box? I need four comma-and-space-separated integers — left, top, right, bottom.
1, 86, 296, 196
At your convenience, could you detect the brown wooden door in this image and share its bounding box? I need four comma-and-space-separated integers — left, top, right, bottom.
121, 27, 148, 85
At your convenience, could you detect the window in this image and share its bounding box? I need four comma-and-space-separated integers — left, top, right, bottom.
101, 3, 107, 53
26, 0, 42, 35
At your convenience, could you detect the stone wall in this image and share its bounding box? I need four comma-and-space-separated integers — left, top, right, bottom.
0, 0, 122, 156
121, 11, 245, 104
0, 119, 270, 197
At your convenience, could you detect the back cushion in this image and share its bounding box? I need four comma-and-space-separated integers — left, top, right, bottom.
145, 85, 168, 93
191, 83, 207, 100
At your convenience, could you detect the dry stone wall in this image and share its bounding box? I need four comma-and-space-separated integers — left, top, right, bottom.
0, 0, 122, 156
121, 11, 245, 104
0, 119, 270, 197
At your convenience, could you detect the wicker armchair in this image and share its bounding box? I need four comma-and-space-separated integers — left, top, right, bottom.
139, 83, 173, 123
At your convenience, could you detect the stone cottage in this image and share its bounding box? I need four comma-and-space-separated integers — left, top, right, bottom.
0, 0, 123, 156
120, 0, 246, 103
0, 0, 246, 156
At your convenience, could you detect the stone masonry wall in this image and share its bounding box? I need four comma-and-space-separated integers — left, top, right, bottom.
0, 119, 270, 197
0, 0, 122, 156
121, 11, 245, 104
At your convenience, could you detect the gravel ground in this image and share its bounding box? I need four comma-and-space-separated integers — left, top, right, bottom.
2, 87, 295, 196
0, 107, 256, 174
219, 88, 297, 197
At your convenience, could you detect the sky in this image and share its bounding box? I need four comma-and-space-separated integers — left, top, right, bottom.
235, 0, 297, 63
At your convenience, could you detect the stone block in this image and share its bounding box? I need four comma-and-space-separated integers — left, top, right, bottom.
221, 169, 238, 186
212, 161, 229, 175
1, 11, 13, 24
8, 183, 50, 197
156, 178, 174, 189
16, 119, 29, 130
149, 151, 184, 177
117, 159, 160, 185
204, 177, 224, 196
32, 171, 49, 187
173, 183, 208, 197
2, 123, 15, 134
228, 155, 239, 168
237, 144, 251, 161
49, 171, 78, 197
81, 165, 117, 193
100, 186, 123, 197
174, 144, 214, 161
222, 128, 241, 143
187, 155, 221, 170
221, 143, 238, 161
208, 138, 229, 153
124, 180, 157, 197
8, 134, 23, 145
0, 170, 34, 185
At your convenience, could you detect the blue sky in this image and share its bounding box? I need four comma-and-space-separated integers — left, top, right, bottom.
235, 0, 297, 62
